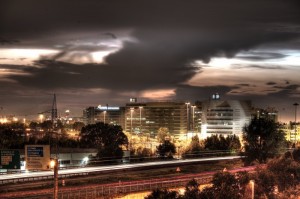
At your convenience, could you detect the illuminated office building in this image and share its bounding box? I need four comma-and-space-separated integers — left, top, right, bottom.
201, 94, 252, 138
83, 105, 125, 127
125, 101, 188, 137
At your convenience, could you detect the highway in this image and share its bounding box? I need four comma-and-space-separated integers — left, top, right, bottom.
0, 156, 241, 184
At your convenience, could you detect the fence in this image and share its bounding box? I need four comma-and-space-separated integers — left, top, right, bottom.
57, 175, 213, 199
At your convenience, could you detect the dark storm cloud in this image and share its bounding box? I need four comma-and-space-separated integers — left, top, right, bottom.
0, 37, 19, 45
236, 84, 251, 87
1, 0, 299, 91
1, 0, 300, 118
273, 84, 300, 90
236, 52, 287, 61
266, 82, 277, 85
232, 64, 286, 70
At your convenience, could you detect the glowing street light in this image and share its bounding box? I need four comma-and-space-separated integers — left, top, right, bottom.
139, 106, 143, 133
191, 105, 196, 136
130, 108, 134, 134
185, 102, 190, 136
50, 159, 59, 199
39, 114, 44, 123
294, 103, 299, 143
249, 180, 255, 199
103, 111, 107, 123
129, 108, 134, 161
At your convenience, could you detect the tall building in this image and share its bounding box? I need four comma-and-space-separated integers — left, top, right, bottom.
125, 100, 188, 137
83, 105, 125, 127
82, 96, 252, 140
253, 107, 278, 122
200, 94, 252, 138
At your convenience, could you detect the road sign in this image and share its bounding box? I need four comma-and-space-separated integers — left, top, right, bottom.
0, 150, 20, 169
25, 145, 50, 170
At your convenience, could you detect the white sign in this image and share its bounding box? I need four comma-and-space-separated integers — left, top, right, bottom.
25, 145, 50, 170
98, 106, 120, 110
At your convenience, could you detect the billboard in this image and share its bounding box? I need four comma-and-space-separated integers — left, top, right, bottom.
0, 150, 20, 169
25, 145, 50, 170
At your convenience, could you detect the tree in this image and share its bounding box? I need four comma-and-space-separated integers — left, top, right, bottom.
267, 155, 300, 191
252, 168, 276, 199
278, 184, 300, 199
184, 179, 201, 199
204, 135, 221, 150
157, 140, 176, 158
204, 134, 241, 151
145, 188, 180, 199
0, 123, 25, 149
292, 147, 300, 162
80, 122, 128, 160
210, 172, 242, 199
73, 122, 85, 131
183, 136, 203, 158
198, 171, 250, 199
226, 135, 241, 151
40, 120, 53, 132
157, 127, 170, 143
243, 117, 286, 164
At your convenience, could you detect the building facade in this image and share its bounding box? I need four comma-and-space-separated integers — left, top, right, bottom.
200, 96, 252, 138
124, 101, 188, 137
83, 96, 253, 140
83, 105, 125, 127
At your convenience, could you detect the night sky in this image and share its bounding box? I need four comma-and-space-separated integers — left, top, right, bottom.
0, 0, 300, 121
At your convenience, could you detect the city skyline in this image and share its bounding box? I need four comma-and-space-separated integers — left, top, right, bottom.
0, 0, 300, 122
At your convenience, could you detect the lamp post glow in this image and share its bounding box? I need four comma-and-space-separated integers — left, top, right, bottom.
191, 105, 196, 136
39, 114, 44, 123
294, 103, 299, 143
103, 111, 106, 123
139, 106, 143, 133
185, 102, 190, 136
129, 108, 134, 161
130, 108, 134, 134
52, 158, 59, 199
249, 180, 255, 199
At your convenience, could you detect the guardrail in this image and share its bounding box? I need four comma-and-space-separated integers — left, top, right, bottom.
58, 176, 213, 198
0, 171, 90, 185
7, 175, 213, 199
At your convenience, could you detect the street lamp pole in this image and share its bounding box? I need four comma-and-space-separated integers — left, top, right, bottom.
185, 102, 190, 138
191, 105, 196, 137
250, 180, 255, 199
103, 111, 106, 123
139, 106, 143, 134
53, 158, 58, 199
130, 108, 134, 134
294, 103, 299, 143
129, 108, 134, 161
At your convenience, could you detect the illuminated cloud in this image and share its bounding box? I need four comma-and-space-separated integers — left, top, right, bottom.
0, 0, 299, 121
140, 89, 176, 100
188, 48, 300, 96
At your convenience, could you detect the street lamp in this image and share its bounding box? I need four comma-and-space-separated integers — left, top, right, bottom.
51, 158, 59, 199
139, 106, 143, 134
129, 108, 134, 161
249, 180, 255, 199
39, 114, 44, 123
103, 111, 107, 123
191, 105, 196, 137
130, 108, 134, 134
294, 103, 299, 143
185, 102, 190, 136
